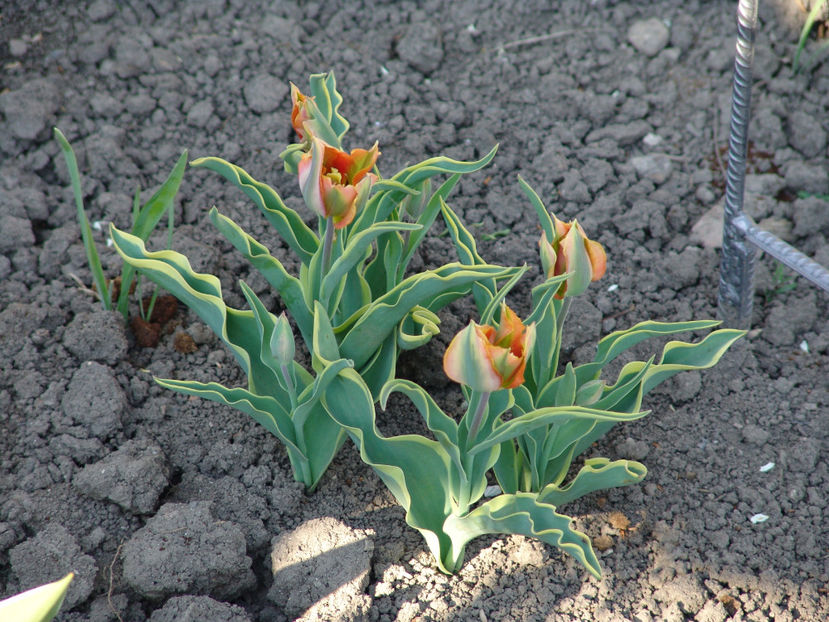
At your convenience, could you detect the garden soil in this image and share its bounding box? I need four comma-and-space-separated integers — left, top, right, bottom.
1, 1, 828, 620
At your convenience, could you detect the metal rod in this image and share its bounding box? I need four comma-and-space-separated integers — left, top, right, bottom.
734, 214, 829, 292
718, 0, 760, 329
718, 0, 829, 328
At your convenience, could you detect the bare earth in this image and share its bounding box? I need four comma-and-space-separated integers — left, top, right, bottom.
0, 1, 827, 620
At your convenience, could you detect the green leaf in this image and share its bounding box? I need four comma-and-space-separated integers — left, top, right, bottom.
322, 368, 458, 573
444, 493, 602, 578
357, 334, 397, 399
493, 439, 523, 494
518, 175, 554, 243
210, 208, 313, 346
54, 128, 111, 311
537, 458, 647, 507
321, 221, 420, 309
576, 319, 723, 385
116, 149, 188, 316
0, 572, 73, 622
473, 405, 646, 456
353, 145, 498, 232
312, 301, 340, 371
155, 378, 301, 461
439, 199, 496, 312
339, 263, 518, 369
397, 175, 460, 282
191, 156, 319, 264
398, 306, 441, 350
309, 71, 349, 143
110, 226, 279, 394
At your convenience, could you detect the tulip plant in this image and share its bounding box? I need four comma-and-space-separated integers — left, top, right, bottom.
111, 72, 518, 491
322, 179, 744, 577
101, 70, 744, 578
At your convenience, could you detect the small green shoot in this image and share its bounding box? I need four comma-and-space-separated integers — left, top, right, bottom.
54, 128, 186, 320
793, 0, 829, 72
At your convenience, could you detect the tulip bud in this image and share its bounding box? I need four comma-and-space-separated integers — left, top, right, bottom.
270, 313, 295, 365
539, 215, 606, 299
443, 304, 535, 392
290, 84, 313, 141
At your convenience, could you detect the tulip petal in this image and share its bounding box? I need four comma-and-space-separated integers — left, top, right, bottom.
443, 322, 502, 392
298, 136, 326, 219
558, 221, 593, 298
585, 238, 607, 281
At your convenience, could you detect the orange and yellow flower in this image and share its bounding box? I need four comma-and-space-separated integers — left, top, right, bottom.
443, 304, 536, 392
539, 215, 606, 299
298, 135, 380, 229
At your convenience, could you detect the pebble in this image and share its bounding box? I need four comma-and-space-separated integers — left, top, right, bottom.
0, 78, 61, 140
783, 160, 829, 195
792, 195, 829, 237
187, 99, 215, 128
61, 361, 126, 439
122, 501, 254, 600
73, 439, 171, 514
585, 120, 651, 146
627, 18, 670, 57
243, 74, 288, 114
9, 525, 97, 610
397, 21, 444, 74
149, 596, 252, 622
787, 110, 828, 158
631, 153, 673, 184
269, 517, 374, 619
62, 310, 128, 365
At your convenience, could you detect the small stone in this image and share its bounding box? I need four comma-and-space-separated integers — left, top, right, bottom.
268, 517, 374, 619
783, 161, 829, 195
585, 120, 651, 146
61, 361, 126, 439
74, 439, 170, 514
396, 21, 444, 74
149, 596, 252, 622
9, 38, 28, 57
689, 201, 724, 249
558, 169, 592, 203
63, 310, 128, 364
115, 34, 151, 79
122, 502, 254, 600
662, 246, 701, 289
741, 424, 770, 446
243, 74, 288, 114
616, 437, 650, 461
0, 215, 35, 252
627, 18, 670, 57
0, 78, 61, 140
787, 110, 827, 158
186, 100, 214, 128
88, 0, 116, 21
9, 525, 97, 610
631, 154, 673, 184
792, 195, 829, 237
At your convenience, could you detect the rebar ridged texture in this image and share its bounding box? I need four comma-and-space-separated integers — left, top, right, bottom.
718, 0, 829, 327
736, 215, 829, 292
718, 0, 759, 328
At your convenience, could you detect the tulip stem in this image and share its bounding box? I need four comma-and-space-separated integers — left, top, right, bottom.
551, 297, 572, 376
466, 391, 490, 447
280, 363, 297, 409
322, 217, 335, 274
